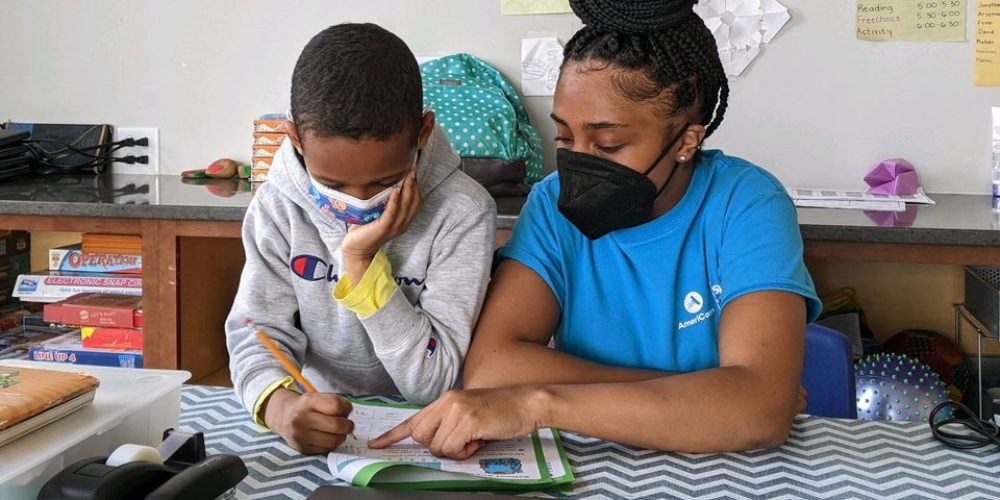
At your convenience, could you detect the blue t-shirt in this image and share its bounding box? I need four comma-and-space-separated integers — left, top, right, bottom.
497, 150, 822, 373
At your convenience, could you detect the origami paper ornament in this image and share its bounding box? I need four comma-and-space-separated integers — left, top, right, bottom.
864, 158, 919, 196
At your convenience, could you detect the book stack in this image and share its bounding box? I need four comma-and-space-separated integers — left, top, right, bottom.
0, 230, 46, 358
13, 237, 142, 303
28, 293, 143, 368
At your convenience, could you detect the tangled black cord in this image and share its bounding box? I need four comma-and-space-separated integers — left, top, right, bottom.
929, 401, 1000, 450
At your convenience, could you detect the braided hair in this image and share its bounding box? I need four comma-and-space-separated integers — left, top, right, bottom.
563, 0, 728, 138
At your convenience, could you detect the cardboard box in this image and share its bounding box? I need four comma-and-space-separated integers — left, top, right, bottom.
48, 244, 141, 274
29, 332, 143, 368
14, 272, 142, 303
250, 169, 271, 183
251, 145, 280, 158
81, 326, 143, 350
253, 119, 287, 134
252, 133, 286, 146
43, 293, 143, 328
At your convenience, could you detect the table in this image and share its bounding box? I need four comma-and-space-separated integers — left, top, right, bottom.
179, 385, 1000, 500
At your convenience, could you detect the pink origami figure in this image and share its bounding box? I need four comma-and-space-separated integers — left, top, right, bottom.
865, 158, 919, 196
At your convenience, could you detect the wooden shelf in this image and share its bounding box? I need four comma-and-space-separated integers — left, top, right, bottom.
2, 215, 243, 376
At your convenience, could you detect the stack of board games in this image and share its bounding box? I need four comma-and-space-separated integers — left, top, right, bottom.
28, 293, 143, 368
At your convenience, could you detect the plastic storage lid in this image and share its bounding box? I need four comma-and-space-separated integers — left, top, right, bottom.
0, 360, 190, 484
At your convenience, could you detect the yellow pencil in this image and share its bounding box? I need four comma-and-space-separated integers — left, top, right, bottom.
247, 319, 355, 440
253, 329, 318, 393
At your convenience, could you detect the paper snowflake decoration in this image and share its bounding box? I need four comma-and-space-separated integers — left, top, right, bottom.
694, 0, 790, 77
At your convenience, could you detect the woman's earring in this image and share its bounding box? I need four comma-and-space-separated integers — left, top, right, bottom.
678, 155, 687, 162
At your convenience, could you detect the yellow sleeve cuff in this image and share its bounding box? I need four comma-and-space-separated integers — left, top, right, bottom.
333, 250, 397, 319
252, 376, 300, 428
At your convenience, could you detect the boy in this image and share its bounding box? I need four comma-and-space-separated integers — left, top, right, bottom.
225, 23, 496, 455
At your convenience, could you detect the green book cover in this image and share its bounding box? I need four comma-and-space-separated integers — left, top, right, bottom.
327, 399, 573, 491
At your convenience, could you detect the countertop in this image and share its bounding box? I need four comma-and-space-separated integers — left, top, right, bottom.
0, 173, 997, 245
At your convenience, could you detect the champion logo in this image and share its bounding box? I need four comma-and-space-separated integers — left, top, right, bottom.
289, 254, 426, 286
426, 337, 438, 357
684, 292, 704, 314
290, 254, 333, 282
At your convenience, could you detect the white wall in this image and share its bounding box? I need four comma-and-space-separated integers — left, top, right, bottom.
2, 1, 998, 193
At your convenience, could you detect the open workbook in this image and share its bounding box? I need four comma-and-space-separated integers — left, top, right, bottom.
327, 400, 573, 491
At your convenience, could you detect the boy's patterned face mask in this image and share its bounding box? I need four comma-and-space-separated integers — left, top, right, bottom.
308, 176, 400, 226
307, 152, 418, 226
301, 106, 429, 225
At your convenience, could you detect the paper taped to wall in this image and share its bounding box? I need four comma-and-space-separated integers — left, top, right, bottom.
694, 0, 790, 76
521, 37, 564, 96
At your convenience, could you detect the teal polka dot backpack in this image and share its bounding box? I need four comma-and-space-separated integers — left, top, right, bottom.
420, 54, 543, 191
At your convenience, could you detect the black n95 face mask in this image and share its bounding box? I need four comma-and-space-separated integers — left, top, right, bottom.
556, 124, 689, 239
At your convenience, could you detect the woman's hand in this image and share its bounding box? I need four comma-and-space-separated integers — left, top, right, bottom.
368, 387, 548, 460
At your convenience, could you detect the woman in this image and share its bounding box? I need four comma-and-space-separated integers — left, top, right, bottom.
370, 0, 821, 458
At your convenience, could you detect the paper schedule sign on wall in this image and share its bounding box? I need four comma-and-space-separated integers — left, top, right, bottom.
856, 0, 966, 42
976, 1, 1000, 86
501, 0, 571, 15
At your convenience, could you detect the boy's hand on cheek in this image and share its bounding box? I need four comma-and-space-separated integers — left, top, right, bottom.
265, 389, 356, 455
341, 170, 423, 279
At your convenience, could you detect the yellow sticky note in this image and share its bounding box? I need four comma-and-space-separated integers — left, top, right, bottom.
976, 1, 1000, 86
856, 0, 966, 42
501, 0, 571, 15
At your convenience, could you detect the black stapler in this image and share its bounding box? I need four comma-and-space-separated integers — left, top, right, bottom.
37, 429, 248, 500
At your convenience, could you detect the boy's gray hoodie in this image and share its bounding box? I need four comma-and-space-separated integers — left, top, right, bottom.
226, 125, 496, 414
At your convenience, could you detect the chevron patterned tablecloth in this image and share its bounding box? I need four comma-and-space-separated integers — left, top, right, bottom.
180, 385, 1000, 500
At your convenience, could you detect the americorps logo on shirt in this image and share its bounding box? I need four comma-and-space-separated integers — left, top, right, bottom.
684, 292, 704, 313
289, 254, 426, 286
678, 289, 716, 331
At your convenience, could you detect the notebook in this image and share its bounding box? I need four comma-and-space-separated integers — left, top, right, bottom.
0, 365, 100, 446
326, 399, 573, 491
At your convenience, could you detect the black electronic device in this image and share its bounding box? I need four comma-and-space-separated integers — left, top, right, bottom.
36, 429, 248, 500
0, 128, 31, 179
6, 122, 114, 174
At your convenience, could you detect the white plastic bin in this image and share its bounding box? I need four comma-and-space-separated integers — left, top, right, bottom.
0, 360, 190, 500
